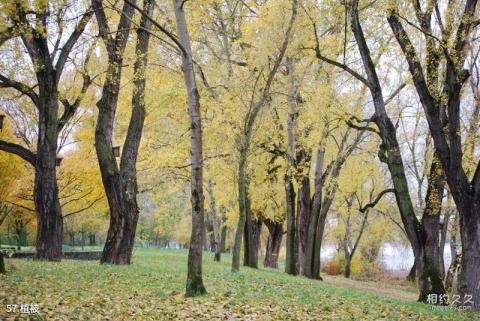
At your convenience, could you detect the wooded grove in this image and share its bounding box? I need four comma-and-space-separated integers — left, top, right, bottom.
0, 0, 479, 318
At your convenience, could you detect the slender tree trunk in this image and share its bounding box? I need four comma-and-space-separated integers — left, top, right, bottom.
220, 222, 227, 252
207, 180, 222, 262
173, 0, 207, 296
252, 219, 262, 265
0, 251, 5, 274
285, 175, 297, 275
343, 212, 352, 278
264, 219, 283, 268
232, 148, 248, 272
284, 56, 299, 276
304, 148, 324, 279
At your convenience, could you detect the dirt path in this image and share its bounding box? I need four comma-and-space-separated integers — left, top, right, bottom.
322, 275, 418, 301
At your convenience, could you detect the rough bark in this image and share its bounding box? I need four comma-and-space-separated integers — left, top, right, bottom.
296, 176, 311, 275
173, 0, 207, 296
417, 157, 446, 302
285, 175, 297, 275
264, 219, 283, 268
94, 0, 152, 264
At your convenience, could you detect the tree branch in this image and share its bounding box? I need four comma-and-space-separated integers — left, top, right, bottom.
123, 0, 187, 57
312, 21, 371, 88
0, 74, 39, 107
0, 139, 36, 165
55, 6, 94, 80
359, 188, 395, 213
62, 197, 102, 218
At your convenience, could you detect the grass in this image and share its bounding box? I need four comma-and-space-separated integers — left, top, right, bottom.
1, 248, 477, 320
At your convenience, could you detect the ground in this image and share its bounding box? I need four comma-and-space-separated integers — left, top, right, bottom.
0, 249, 477, 321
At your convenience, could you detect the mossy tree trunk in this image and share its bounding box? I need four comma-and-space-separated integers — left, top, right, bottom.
93, 0, 153, 264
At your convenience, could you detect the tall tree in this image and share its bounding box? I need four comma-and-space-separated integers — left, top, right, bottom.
172, 0, 207, 296
387, 0, 480, 308
93, 0, 153, 264
313, 0, 446, 301
0, 0, 93, 260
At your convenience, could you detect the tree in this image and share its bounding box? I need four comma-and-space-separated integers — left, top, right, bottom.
93, 0, 153, 264
313, 0, 449, 301
0, 0, 93, 260
172, 0, 208, 296
231, 0, 298, 272
387, 0, 480, 308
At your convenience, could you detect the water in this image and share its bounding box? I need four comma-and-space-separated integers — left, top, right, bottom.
320, 242, 452, 272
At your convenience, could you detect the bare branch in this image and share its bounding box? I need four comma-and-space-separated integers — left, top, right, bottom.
0, 139, 36, 165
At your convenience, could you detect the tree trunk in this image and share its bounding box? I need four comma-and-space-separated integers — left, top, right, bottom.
89, 233, 96, 246
0, 251, 5, 274
34, 94, 63, 261
243, 197, 257, 268
304, 148, 325, 279
458, 202, 480, 309
173, 0, 207, 296
94, 0, 152, 264
344, 255, 351, 278
417, 157, 446, 302
285, 174, 297, 275
264, 219, 283, 268
220, 223, 227, 252
418, 215, 446, 302
70, 232, 75, 248
232, 148, 248, 272
296, 176, 311, 275
343, 211, 352, 278
207, 180, 222, 262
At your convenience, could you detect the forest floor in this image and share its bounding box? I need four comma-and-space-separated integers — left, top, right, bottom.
1, 248, 477, 321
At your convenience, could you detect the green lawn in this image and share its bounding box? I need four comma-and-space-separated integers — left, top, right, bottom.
1, 248, 477, 320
